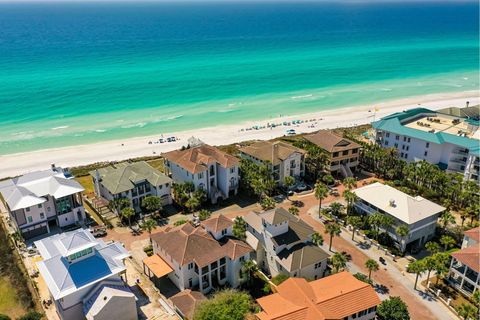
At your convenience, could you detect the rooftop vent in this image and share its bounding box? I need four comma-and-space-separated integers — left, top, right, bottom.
191, 215, 200, 227
389, 199, 396, 207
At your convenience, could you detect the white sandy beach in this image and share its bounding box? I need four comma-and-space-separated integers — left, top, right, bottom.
1, 91, 478, 178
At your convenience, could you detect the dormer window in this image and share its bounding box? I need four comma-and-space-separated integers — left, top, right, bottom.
68, 247, 94, 263
221, 229, 227, 236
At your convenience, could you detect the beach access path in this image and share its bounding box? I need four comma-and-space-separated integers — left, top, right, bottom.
1, 91, 478, 179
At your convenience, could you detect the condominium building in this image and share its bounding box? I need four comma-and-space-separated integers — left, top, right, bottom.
163, 144, 240, 203
373, 107, 480, 182
448, 227, 479, 296
255, 271, 381, 320
35, 229, 136, 320
239, 141, 305, 185
0, 165, 86, 240
353, 182, 445, 252
244, 207, 329, 279
90, 161, 172, 212
144, 215, 252, 294
304, 130, 361, 177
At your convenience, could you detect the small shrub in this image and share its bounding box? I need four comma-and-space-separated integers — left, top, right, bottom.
143, 245, 153, 257
17, 312, 43, 320
174, 219, 188, 226
353, 272, 373, 285
271, 274, 289, 285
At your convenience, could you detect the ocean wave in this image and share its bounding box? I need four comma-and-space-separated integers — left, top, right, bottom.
95, 129, 107, 133
380, 88, 392, 92
51, 125, 69, 130
121, 122, 147, 129
463, 77, 469, 80
151, 115, 184, 123
291, 94, 313, 100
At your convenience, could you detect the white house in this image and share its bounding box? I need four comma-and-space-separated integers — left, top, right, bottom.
90, 161, 172, 212
244, 207, 329, 279
144, 215, 252, 294
448, 227, 479, 296
0, 165, 86, 240
239, 141, 305, 185
373, 107, 480, 183
35, 229, 136, 320
353, 182, 445, 252
163, 144, 240, 203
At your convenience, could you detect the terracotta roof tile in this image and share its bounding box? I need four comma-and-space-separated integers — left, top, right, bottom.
163, 144, 239, 174
304, 130, 361, 153
201, 215, 233, 233
451, 244, 480, 273
170, 289, 206, 320
464, 227, 480, 243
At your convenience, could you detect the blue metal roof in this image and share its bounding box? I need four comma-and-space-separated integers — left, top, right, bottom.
373, 108, 480, 156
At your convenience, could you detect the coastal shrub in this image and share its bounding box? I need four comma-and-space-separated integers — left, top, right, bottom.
0, 315, 11, 320
143, 245, 153, 257
174, 219, 188, 227
271, 274, 289, 285
17, 312, 43, 320
353, 272, 373, 285
193, 289, 255, 320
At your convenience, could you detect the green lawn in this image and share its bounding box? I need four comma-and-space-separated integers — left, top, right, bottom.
147, 159, 165, 173
0, 277, 27, 318
75, 175, 95, 196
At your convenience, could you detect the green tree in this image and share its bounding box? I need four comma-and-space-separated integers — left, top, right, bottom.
457, 303, 478, 320
433, 252, 450, 284
439, 211, 455, 230
141, 196, 162, 214
368, 212, 384, 241
185, 195, 201, 212
348, 215, 363, 241
17, 312, 43, 320
288, 206, 299, 216
329, 202, 344, 217
173, 182, 195, 208
472, 290, 480, 308
193, 289, 254, 320
241, 260, 258, 287
271, 274, 289, 285
322, 174, 335, 186
395, 224, 409, 253
439, 235, 456, 251
314, 181, 329, 218
365, 259, 379, 280
140, 218, 157, 243
198, 209, 211, 221
343, 177, 356, 190
423, 255, 437, 285
0, 315, 10, 320
330, 252, 348, 273
233, 216, 247, 240
239, 159, 275, 199
407, 260, 426, 290
311, 232, 324, 246
377, 296, 410, 320
260, 196, 276, 210
10, 231, 23, 247
343, 189, 358, 217
325, 222, 341, 252
284, 176, 295, 199
120, 207, 135, 228
425, 241, 441, 255
109, 198, 130, 214
174, 219, 188, 226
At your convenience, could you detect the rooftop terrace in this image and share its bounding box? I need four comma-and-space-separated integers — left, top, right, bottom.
404, 114, 479, 140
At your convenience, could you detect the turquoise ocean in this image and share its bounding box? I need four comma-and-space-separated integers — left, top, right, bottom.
0, 1, 478, 155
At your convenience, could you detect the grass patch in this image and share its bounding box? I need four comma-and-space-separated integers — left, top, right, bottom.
75, 175, 95, 195
146, 158, 165, 173
0, 277, 26, 318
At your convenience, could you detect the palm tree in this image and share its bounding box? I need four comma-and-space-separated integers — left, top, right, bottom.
322, 174, 335, 186
288, 206, 299, 216
311, 232, 324, 246
424, 255, 437, 285
440, 235, 456, 251
241, 259, 258, 287
343, 177, 356, 190
425, 241, 440, 255
365, 259, 379, 280
140, 218, 157, 243
343, 190, 358, 217
330, 252, 348, 273
185, 196, 201, 212
141, 196, 162, 215
439, 211, 455, 230
260, 196, 276, 210
329, 202, 344, 217
434, 253, 449, 285
325, 222, 341, 252
407, 260, 426, 290
198, 209, 211, 221
347, 216, 363, 241
466, 204, 480, 224
120, 207, 135, 228
284, 176, 295, 199
314, 181, 329, 218
233, 216, 246, 240
457, 303, 478, 320
368, 212, 384, 241
109, 198, 130, 215
395, 225, 409, 253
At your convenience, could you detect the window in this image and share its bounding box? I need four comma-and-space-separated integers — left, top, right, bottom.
403, 137, 407, 142
47, 207, 51, 212
401, 152, 404, 158
25, 207, 30, 212
230, 167, 235, 174
424, 151, 428, 157
239, 256, 245, 262
188, 278, 193, 288
314, 262, 322, 269
40, 212, 45, 219
165, 183, 169, 188
406, 146, 409, 151
188, 262, 194, 270
407, 137, 411, 142
395, 135, 399, 140
426, 142, 430, 148
342, 150, 348, 156
385, 132, 390, 138
405, 154, 408, 159
401, 145, 405, 150
211, 261, 218, 269
210, 165, 215, 175
37, 204, 42, 208
221, 229, 227, 236
198, 172, 204, 179
220, 257, 226, 265
394, 143, 398, 148
352, 148, 358, 154
384, 140, 389, 146
27, 216, 33, 223
333, 152, 339, 157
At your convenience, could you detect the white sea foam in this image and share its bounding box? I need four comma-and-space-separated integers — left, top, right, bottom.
95, 129, 107, 133
291, 94, 313, 100
380, 88, 392, 91
121, 122, 147, 129
463, 77, 469, 80
51, 126, 69, 130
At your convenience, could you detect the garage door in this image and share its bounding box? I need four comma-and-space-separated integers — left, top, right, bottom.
22, 226, 48, 240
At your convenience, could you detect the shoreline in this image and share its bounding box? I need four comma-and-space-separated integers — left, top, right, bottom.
1, 90, 478, 178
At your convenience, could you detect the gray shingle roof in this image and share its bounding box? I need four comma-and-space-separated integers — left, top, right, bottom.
90, 161, 171, 195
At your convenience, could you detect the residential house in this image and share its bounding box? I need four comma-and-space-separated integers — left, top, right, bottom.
239, 141, 305, 185
353, 182, 445, 252
244, 207, 329, 279
447, 227, 479, 296
304, 130, 361, 177
373, 107, 480, 183
255, 271, 381, 320
0, 165, 86, 240
169, 289, 206, 320
163, 144, 240, 203
144, 215, 252, 294
35, 229, 136, 320
90, 161, 172, 212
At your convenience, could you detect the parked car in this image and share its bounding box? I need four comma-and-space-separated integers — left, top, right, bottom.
296, 183, 308, 192
273, 195, 286, 203
91, 226, 107, 238
379, 257, 387, 265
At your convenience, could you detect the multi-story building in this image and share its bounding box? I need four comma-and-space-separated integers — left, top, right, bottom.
447, 227, 479, 297
0, 165, 86, 240
353, 182, 445, 252
255, 271, 381, 320
304, 130, 361, 177
90, 161, 172, 212
239, 141, 305, 186
144, 215, 252, 294
35, 229, 136, 320
373, 107, 480, 182
163, 144, 240, 203
244, 207, 329, 279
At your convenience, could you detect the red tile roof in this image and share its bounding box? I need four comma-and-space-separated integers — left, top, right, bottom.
256, 272, 380, 320
451, 244, 480, 273
464, 227, 480, 243
201, 214, 233, 233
